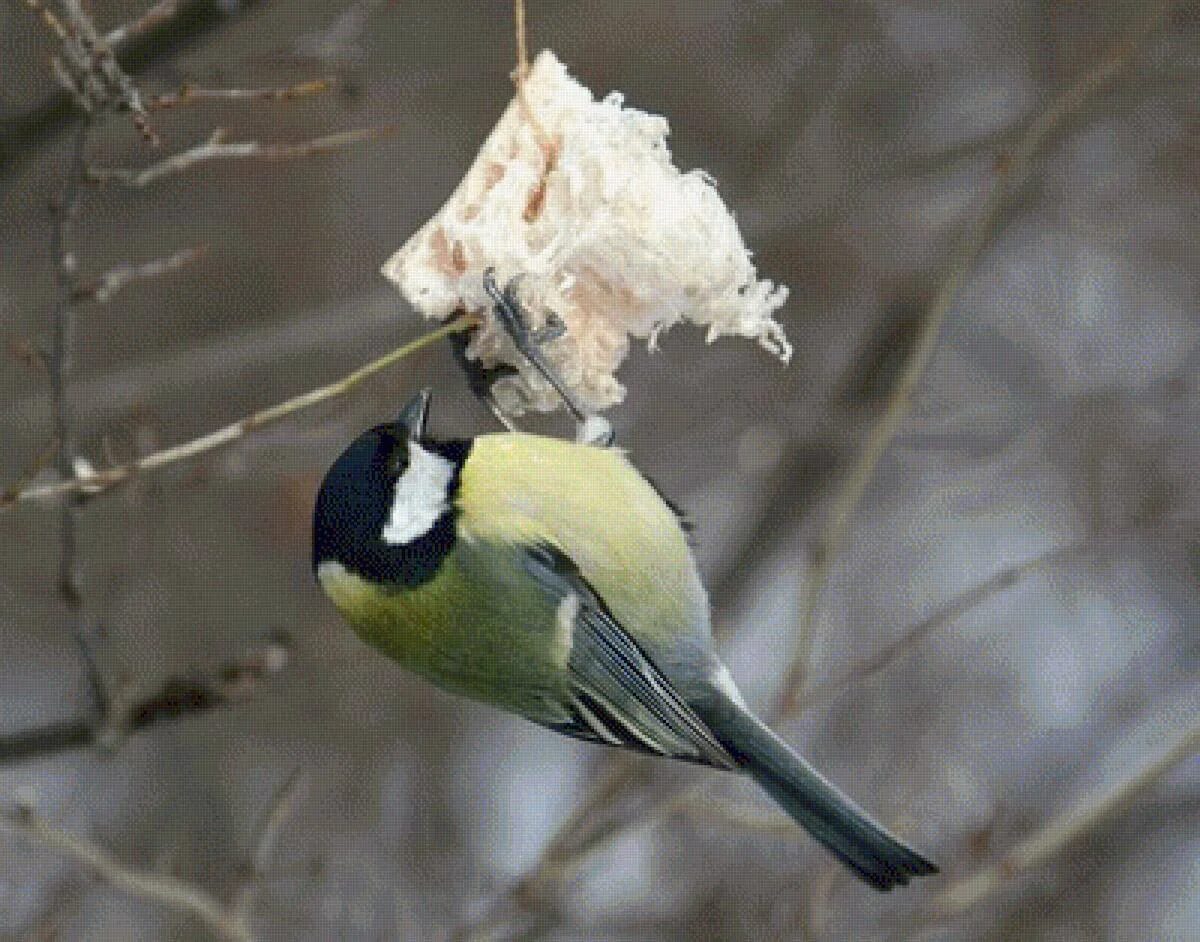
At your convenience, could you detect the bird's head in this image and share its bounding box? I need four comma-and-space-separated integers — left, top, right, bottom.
312, 389, 468, 587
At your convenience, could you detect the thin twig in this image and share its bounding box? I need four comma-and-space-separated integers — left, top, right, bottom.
935, 718, 1200, 916
6, 336, 50, 375
73, 243, 208, 303
669, 527, 1195, 832
0, 806, 255, 942
146, 78, 333, 111
0, 436, 58, 506
42, 0, 158, 142
50, 119, 102, 733
773, 0, 1178, 717
529, 755, 646, 882
104, 0, 186, 47
448, 755, 647, 941
87, 125, 396, 187
50, 122, 91, 604
230, 767, 308, 922
3, 1, 272, 170
0, 634, 292, 764
510, 0, 553, 162
20, 0, 68, 41
514, 0, 530, 80
800, 538, 1105, 710
2, 316, 472, 510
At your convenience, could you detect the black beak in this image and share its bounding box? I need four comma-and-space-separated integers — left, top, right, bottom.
395, 388, 431, 440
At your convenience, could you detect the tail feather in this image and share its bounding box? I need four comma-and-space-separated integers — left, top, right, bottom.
695, 693, 937, 891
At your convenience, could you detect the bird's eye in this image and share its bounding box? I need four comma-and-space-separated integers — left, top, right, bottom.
385, 449, 408, 477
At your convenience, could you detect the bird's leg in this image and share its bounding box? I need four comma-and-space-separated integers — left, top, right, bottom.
449, 330, 520, 432
483, 268, 595, 430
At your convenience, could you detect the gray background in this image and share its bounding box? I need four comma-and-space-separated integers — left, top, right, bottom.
1, 1, 1198, 939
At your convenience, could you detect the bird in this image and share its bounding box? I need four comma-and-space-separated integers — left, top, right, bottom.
312, 389, 937, 890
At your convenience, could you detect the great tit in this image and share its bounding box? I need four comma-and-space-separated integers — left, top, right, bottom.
312, 390, 937, 890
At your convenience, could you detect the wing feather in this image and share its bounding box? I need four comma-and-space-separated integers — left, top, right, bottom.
524, 544, 734, 769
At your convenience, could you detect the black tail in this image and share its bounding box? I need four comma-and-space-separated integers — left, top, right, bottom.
695, 693, 937, 891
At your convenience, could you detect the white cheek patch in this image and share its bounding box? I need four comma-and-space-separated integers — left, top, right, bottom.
380, 443, 456, 546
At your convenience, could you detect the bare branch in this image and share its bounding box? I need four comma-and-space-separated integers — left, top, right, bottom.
510, 0, 553, 161
448, 754, 653, 941
87, 125, 396, 187
25, 0, 158, 141
70, 619, 111, 731
104, 0, 186, 47
514, 0, 530, 80
49, 121, 90, 610
146, 78, 334, 111
800, 538, 1104, 710
0, 634, 291, 765
5, 336, 49, 375
537, 756, 644, 872
0, 806, 255, 942
0, 436, 57, 506
773, 0, 1180, 717
230, 767, 308, 922
20, 0, 69, 42
935, 718, 1200, 916
73, 243, 208, 303
2, 316, 472, 510
2, 701, 305, 940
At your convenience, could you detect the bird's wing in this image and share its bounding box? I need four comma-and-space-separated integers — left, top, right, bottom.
522, 543, 735, 769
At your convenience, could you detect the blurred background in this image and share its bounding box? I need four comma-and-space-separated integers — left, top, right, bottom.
1, 1, 1198, 939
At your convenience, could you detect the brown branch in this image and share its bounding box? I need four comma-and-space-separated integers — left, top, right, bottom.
799, 538, 1105, 710
514, 0, 530, 80
49, 122, 90, 605
86, 125, 395, 187
2, 1, 271, 174
230, 767, 308, 923
104, 0, 186, 47
0, 806, 255, 942
510, 0, 553, 162
2, 749, 312, 940
6, 335, 50, 375
539, 758, 641, 868
935, 717, 1200, 916
0, 634, 291, 764
448, 755, 652, 941
72, 243, 208, 303
29, 0, 158, 142
447, 756, 628, 939
21, 0, 69, 41
0, 435, 57, 508
146, 78, 333, 111
773, 0, 1179, 717
1, 316, 472, 510
47, 119, 97, 741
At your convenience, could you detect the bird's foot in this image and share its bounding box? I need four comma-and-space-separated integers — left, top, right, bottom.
482, 268, 603, 439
